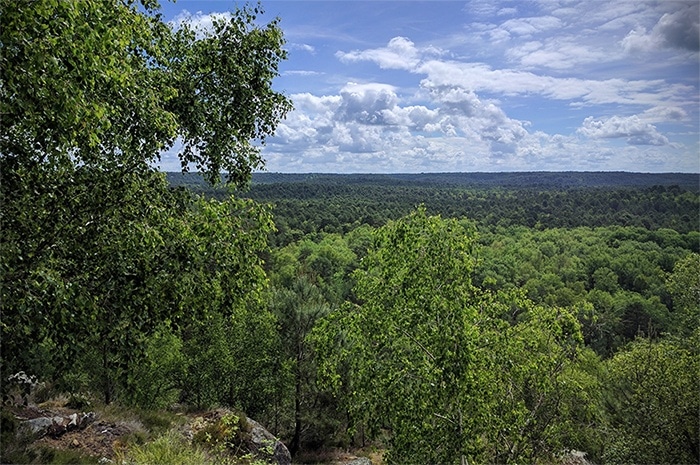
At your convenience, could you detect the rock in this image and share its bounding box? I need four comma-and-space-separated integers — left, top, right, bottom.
187, 410, 291, 465
23, 416, 64, 437
20, 412, 96, 438
347, 458, 372, 465
246, 417, 292, 465
559, 449, 595, 465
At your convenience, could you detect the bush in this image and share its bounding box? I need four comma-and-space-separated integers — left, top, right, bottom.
125, 327, 186, 410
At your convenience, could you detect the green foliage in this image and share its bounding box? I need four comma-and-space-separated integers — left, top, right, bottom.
193, 413, 249, 456
22, 447, 102, 465
1, 0, 291, 185
603, 336, 700, 464
0, 0, 287, 409
265, 232, 361, 453
125, 326, 187, 410
474, 225, 694, 355
314, 208, 597, 464
666, 253, 700, 336
172, 5, 293, 185
219, 173, 700, 244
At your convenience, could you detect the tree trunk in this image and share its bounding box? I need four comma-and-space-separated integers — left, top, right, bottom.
102, 342, 112, 405
289, 368, 302, 456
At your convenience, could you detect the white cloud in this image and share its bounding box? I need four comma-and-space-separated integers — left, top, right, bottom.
288, 43, 316, 54
337, 36, 421, 70
578, 115, 670, 146
283, 70, 324, 77
506, 39, 612, 70
337, 82, 399, 125
497, 7, 518, 17
333, 37, 691, 109
640, 106, 688, 123
622, 3, 700, 53
267, 77, 536, 172
499, 16, 563, 38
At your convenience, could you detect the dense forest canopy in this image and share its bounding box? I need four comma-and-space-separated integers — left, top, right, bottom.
168, 172, 699, 245
1, 1, 698, 464
178, 170, 698, 463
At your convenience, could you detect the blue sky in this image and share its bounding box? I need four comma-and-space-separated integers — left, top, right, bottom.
159, 0, 699, 173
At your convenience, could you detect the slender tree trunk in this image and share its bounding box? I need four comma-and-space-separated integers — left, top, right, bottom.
460, 408, 468, 465
102, 341, 112, 405
289, 368, 302, 456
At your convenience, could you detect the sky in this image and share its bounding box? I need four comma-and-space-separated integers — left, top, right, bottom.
159, 0, 700, 173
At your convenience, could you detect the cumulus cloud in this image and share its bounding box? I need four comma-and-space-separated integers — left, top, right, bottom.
337, 36, 421, 70
267, 76, 535, 172
622, 3, 700, 52
425, 83, 529, 146
337, 83, 399, 125
578, 115, 670, 146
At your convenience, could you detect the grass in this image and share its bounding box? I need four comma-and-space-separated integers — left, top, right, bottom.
115, 430, 213, 465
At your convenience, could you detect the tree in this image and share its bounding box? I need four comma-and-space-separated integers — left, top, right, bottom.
0, 0, 290, 403
666, 253, 700, 337
268, 277, 330, 456
314, 208, 593, 464
1, 0, 291, 183
266, 234, 358, 453
603, 336, 699, 464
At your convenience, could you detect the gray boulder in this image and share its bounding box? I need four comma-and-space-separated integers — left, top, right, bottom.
187, 409, 290, 465
347, 458, 372, 465
21, 412, 96, 438
246, 417, 291, 465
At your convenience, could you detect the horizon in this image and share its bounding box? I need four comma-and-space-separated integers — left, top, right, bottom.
158, 1, 699, 174
166, 169, 700, 176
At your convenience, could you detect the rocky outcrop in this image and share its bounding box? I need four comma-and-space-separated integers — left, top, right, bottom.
246, 416, 291, 465
21, 412, 96, 438
187, 409, 291, 465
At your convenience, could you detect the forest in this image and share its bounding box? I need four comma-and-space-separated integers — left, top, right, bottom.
1, 1, 699, 464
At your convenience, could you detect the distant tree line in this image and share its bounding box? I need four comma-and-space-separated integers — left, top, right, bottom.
208, 178, 697, 245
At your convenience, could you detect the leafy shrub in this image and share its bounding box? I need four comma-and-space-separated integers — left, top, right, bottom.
125, 327, 186, 410
192, 412, 251, 456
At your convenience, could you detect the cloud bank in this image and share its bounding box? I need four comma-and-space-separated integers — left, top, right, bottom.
161, 1, 699, 173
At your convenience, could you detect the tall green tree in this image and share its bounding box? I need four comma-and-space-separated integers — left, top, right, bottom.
269, 277, 330, 455
666, 252, 700, 337
266, 234, 359, 453
314, 208, 594, 464
0, 0, 291, 402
